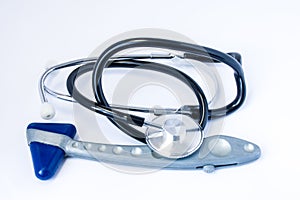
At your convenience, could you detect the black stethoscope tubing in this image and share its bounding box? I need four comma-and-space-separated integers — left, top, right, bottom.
66, 38, 245, 143
67, 60, 208, 142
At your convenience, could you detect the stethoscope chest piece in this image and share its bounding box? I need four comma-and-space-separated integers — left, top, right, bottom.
146, 114, 203, 159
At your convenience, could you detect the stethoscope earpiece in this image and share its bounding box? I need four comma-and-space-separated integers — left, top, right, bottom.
40, 102, 56, 120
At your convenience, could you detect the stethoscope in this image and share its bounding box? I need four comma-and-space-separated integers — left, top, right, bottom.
26, 38, 260, 180
39, 38, 245, 158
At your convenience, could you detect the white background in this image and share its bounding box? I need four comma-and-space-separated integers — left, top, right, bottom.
1, 0, 300, 199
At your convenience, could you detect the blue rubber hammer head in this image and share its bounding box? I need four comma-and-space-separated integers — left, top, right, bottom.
26, 123, 76, 180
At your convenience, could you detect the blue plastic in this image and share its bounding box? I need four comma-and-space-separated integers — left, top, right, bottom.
27, 123, 76, 180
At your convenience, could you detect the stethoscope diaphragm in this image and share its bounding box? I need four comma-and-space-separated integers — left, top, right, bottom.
146, 114, 203, 159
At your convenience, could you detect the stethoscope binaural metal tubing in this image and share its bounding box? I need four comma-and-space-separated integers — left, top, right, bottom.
40, 56, 244, 119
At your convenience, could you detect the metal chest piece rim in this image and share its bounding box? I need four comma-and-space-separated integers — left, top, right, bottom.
145, 114, 204, 159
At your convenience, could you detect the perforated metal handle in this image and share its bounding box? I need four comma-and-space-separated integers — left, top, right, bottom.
27, 128, 260, 172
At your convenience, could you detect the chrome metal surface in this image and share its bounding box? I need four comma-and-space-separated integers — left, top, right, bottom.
145, 114, 203, 159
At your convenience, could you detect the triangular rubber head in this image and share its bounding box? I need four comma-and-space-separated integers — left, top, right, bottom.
27, 123, 76, 180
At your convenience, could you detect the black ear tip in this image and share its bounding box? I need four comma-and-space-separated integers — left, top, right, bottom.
227, 52, 242, 64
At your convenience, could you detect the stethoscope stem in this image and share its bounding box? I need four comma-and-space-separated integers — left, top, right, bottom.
143, 121, 164, 130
